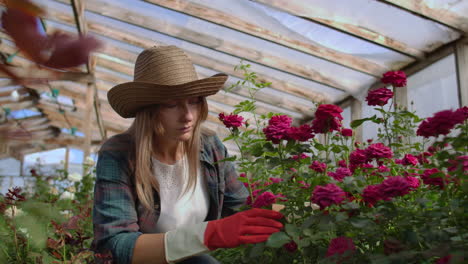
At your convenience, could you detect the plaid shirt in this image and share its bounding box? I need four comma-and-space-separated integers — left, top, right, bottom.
91, 133, 248, 264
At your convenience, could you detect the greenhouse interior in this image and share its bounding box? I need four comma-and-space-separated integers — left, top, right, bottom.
0, 0, 467, 263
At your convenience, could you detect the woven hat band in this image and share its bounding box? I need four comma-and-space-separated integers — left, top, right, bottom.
133, 46, 198, 85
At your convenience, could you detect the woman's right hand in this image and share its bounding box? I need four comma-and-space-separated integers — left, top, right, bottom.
203, 208, 284, 250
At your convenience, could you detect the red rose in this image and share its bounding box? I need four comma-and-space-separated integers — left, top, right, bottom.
378, 165, 390, 172
405, 176, 420, 190
402, 154, 418, 166
312, 104, 343, 133
218, 113, 244, 128
381, 70, 407, 87
455, 106, 468, 119
338, 160, 347, 168
421, 168, 447, 189
311, 183, 346, 209
349, 148, 369, 165
379, 176, 411, 199
366, 143, 393, 160
298, 180, 310, 189
366, 87, 394, 106
292, 153, 308, 160
246, 189, 262, 206
326, 237, 356, 260
415, 152, 431, 164
252, 191, 278, 208
448, 155, 468, 172
287, 124, 314, 141
328, 167, 352, 182
340, 128, 353, 137
417, 109, 465, 138
263, 115, 292, 143
309, 160, 327, 173
362, 184, 383, 206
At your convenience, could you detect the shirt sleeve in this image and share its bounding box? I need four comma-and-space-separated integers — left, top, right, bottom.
212, 135, 249, 217
92, 151, 142, 264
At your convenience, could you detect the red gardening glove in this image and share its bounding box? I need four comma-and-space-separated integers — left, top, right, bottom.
203, 208, 284, 250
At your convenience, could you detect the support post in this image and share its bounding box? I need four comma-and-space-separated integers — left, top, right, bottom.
350, 98, 363, 143
455, 40, 468, 107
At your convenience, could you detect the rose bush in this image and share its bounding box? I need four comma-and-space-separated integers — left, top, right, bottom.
212, 63, 467, 263
0, 159, 97, 263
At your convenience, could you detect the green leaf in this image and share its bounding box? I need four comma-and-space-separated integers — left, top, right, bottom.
3, 107, 11, 115
237, 176, 248, 183
265, 231, 290, 248
248, 242, 265, 258
285, 224, 300, 238
350, 217, 373, 229
71, 126, 77, 135
351, 115, 377, 128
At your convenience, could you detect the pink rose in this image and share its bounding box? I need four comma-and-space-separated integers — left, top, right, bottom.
417, 109, 466, 138
287, 124, 314, 141
328, 167, 352, 182
421, 168, 447, 189
380, 176, 410, 199
312, 104, 343, 133
218, 113, 244, 128
311, 183, 346, 209
326, 237, 356, 261
309, 160, 327, 173
263, 115, 293, 143
340, 128, 353, 137
381, 70, 407, 87
366, 143, 393, 160
402, 154, 418, 166
366, 87, 394, 106
362, 184, 383, 206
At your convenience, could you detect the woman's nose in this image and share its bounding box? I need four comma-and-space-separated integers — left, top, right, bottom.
181, 103, 194, 121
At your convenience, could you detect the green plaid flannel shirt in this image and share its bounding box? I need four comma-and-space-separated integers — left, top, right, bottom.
91, 133, 248, 264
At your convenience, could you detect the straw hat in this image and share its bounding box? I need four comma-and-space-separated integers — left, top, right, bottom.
107, 45, 228, 118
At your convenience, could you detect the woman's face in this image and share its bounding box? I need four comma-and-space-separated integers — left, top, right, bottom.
157, 96, 202, 142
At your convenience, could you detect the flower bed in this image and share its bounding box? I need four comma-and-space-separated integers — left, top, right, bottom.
213, 66, 467, 263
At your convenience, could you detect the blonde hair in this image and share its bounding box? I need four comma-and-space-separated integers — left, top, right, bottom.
126, 97, 209, 212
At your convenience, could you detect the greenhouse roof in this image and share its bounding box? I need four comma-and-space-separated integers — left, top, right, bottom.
1, 0, 467, 157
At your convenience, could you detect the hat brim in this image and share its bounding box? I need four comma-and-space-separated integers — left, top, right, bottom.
107, 73, 228, 118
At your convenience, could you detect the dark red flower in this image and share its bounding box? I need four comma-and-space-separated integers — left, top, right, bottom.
379, 176, 411, 199
378, 165, 390, 173
298, 180, 311, 189
338, 160, 347, 168
218, 113, 244, 128
340, 128, 353, 137
366, 87, 394, 106
455, 106, 468, 120
263, 115, 292, 143
415, 152, 431, 164
287, 124, 314, 141
283, 240, 298, 252
326, 237, 356, 261
421, 168, 447, 189
328, 167, 352, 182
366, 143, 393, 160
381, 70, 407, 87
309, 160, 327, 173
436, 255, 452, 264
311, 183, 346, 210
312, 104, 343, 133
417, 109, 466, 138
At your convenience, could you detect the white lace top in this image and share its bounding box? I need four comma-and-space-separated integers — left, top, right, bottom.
152, 155, 210, 233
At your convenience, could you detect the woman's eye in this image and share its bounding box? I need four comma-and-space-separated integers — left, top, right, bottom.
163, 104, 177, 108
189, 99, 201, 105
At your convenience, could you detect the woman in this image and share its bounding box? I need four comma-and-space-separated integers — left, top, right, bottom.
91, 45, 284, 264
